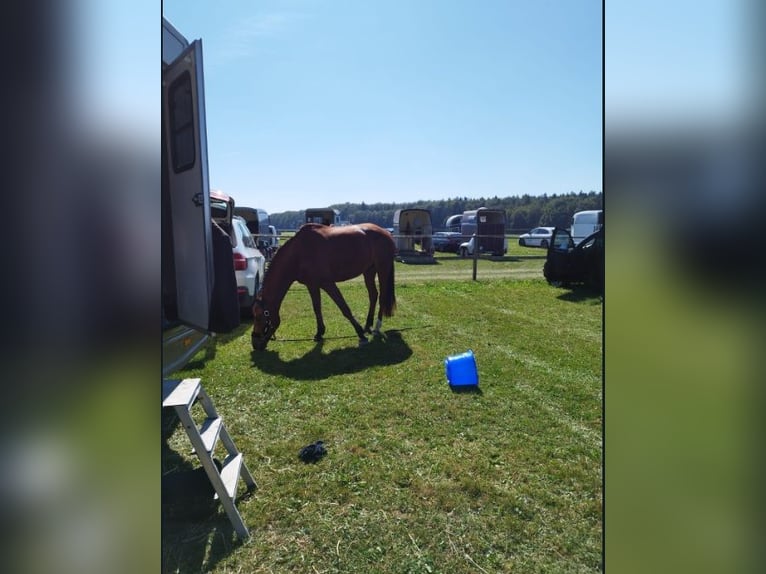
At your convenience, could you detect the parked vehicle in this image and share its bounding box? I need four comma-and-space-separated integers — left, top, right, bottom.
392, 208, 435, 263
163, 17, 216, 376
209, 193, 264, 308
570, 209, 603, 245
518, 226, 555, 248
233, 206, 269, 248
432, 231, 462, 253
305, 208, 341, 226
212, 194, 267, 309
460, 207, 507, 256
458, 235, 503, 258
444, 214, 463, 233
543, 227, 604, 289
267, 225, 280, 250
459, 236, 476, 258
232, 216, 266, 309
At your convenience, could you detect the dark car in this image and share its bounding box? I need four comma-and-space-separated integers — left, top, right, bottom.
432, 231, 462, 253
543, 227, 604, 289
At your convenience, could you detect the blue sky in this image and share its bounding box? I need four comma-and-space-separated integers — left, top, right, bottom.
163, 0, 602, 214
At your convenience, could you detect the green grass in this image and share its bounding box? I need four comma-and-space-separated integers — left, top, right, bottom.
163, 259, 602, 573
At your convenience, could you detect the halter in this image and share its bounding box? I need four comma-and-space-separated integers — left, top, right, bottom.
252, 299, 276, 341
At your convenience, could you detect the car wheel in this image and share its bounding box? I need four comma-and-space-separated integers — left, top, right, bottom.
540, 239, 548, 248
519, 239, 526, 246
240, 292, 254, 317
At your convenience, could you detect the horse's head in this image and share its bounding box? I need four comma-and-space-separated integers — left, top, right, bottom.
251, 297, 279, 351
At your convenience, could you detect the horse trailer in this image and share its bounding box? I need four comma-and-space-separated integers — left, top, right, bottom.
162, 17, 215, 376
444, 213, 463, 232
392, 208, 435, 264
570, 209, 603, 245
234, 206, 276, 256
162, 18, 244, 374
460, 207, 508, 256
305, 208, 341, 226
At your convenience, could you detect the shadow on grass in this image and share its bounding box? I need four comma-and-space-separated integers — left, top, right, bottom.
449, 385, 483, 395
486, 255, 545, 262
162, 505, 245, 574
177, 323, 252, 372
555, 286, 604, 304
250, 328, 415, 380
162, 409, 253, 573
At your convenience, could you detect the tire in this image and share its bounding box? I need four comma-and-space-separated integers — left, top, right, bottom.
540, 239, 548, 248
519, 239, 526, 247
240, 273, 260, 317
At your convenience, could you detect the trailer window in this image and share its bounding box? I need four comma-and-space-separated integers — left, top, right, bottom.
169, 71, 195, 172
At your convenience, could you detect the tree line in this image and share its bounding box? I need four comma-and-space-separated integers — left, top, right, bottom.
268, 191, 602, 233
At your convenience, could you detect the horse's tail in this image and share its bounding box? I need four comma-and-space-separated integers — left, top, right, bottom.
380, 258, 396, 317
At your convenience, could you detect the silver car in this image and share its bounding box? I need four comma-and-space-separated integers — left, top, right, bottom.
231, 215, 266, 309
518, 226, 555, 248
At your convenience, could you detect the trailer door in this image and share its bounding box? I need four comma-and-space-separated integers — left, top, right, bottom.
162, 40, 213, 331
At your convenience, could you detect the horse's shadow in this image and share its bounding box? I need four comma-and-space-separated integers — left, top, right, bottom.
251, 329, 414, 380
556, 286, 603, 304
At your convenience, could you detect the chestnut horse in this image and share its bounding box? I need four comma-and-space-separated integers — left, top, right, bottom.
251, 223, 396, 351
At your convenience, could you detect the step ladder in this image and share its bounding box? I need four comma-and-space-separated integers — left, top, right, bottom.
162, 377, 257, 539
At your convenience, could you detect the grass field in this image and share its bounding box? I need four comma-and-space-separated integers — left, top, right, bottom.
163, 255, 603, 573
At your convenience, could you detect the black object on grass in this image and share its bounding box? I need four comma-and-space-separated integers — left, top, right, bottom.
298, 441, 327, 463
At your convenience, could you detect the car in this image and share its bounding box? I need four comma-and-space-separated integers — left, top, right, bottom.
458, 233, 509, 257
432, 231, 462, 253
543, 227, 604, 289
267, 224, 280, 250
211, 190, 267, 310
518, 226, 555, 248
459, 236, 476, 257
231, 215, 266, 309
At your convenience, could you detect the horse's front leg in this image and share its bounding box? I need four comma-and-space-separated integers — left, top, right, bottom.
307, 285, 326, 342
322, 282, 368, 345
362, 268, 378, 334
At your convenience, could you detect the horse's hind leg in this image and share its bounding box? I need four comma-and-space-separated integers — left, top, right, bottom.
363, 268, 378, 334
307, 285, 326, 342
373, 263, 393, 335
322, 282, 367, 344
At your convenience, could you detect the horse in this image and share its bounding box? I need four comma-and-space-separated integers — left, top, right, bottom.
251, 223, 396, 351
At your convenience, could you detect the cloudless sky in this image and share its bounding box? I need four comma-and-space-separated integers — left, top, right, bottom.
163, 0, 602, 214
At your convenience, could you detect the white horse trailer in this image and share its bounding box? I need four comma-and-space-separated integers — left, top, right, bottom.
393, 208, 435, 264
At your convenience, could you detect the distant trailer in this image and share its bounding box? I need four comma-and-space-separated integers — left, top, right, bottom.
444, 213, 463, 233
393, 208, 435, 264
234, 206, 270, 242
460, 207, 508, 256
305, 208, 341, 226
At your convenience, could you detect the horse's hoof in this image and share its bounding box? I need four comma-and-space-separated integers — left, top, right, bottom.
358, 337, 369, 347
313, 334, 324, 343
